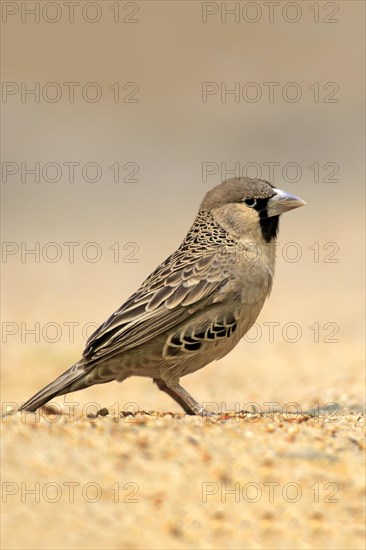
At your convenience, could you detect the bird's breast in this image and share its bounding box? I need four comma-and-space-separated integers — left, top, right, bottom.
226, 238, 276, 298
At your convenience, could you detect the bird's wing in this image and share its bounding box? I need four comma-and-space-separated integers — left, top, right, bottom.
83, 250, 232, 363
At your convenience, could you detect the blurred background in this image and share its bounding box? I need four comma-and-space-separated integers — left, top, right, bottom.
2, 0, 365, 413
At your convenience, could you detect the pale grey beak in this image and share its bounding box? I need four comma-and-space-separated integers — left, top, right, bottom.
267, 188, 306, 217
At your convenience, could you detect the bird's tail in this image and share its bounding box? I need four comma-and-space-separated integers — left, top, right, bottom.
19, 360, 89, 412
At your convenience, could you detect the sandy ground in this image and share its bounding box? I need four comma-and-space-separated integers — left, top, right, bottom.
2, 366, 365, 550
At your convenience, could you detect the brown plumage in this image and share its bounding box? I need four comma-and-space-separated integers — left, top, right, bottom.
19, 178, 305, 415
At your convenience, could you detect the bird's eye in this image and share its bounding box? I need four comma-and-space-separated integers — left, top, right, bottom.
243, 198, 257, 208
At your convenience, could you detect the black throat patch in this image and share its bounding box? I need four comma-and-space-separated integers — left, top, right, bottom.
255, 199, 279, 242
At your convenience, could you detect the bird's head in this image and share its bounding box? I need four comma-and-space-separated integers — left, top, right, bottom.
200, 177, 306, 242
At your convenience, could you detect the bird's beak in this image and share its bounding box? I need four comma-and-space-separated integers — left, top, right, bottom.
266, 188, 306, 217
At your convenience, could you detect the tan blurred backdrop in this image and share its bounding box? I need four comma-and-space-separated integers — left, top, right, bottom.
1, 0, 365, 413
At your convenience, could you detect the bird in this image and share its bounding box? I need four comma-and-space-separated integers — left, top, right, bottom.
19, 177, 306, 415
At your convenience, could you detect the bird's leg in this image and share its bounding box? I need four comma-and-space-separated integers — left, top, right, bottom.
153, 378, 212, 416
